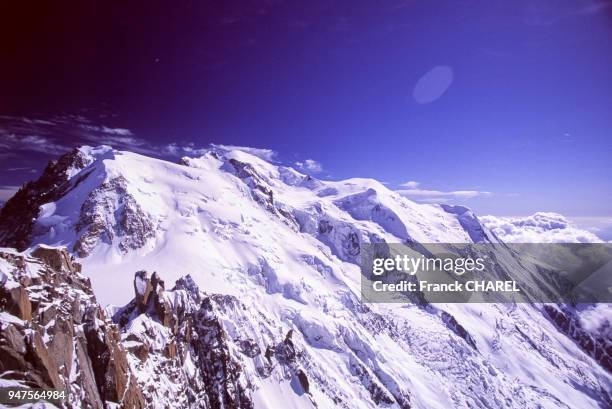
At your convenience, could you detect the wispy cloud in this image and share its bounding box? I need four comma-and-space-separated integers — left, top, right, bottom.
79, 124, 133, 136
399, 180, 420, 189
0, 115, 159, 156
396, 181, 491, 203
4, 167, 36, 173
161, 142, 281, 163
295, 159, 323, 173
0, 115, 295, 167
0, 133, 70, 155
210, 144, 277, 162
0, 115, 283, 164
164, 142, 209, 157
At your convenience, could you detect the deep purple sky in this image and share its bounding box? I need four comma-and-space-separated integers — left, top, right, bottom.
1, 1, 611, 220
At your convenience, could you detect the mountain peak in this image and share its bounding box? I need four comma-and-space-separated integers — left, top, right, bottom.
0, 146, 610, 408
1, 145, 493, 295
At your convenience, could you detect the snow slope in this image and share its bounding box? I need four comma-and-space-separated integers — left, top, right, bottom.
2, 145, 611, 408
28, 146, 482, 305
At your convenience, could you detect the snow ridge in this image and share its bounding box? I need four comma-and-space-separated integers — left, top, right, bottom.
0, 145, 610, 408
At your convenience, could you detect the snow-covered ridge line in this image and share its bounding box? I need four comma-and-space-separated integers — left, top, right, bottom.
0, 145, 610, 408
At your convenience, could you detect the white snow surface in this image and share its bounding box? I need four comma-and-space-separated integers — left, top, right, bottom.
22, 146, 612, 409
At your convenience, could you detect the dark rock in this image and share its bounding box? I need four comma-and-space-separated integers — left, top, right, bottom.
26, 329, 64, 389
127, 341, 150, 362
239, 339, 261, 358
134, 270, 153, 310
441, 311, 478, 350
83, 314, 143, 405
0, 284, 32, 321
0, 148, 94, 250
544, 305, 612, 373
114, 271, 256, 409
47, 317, 74, 379
296, 369, 310, 394
73, 176, 154, 257
165, 341, 177, 359
32, 245, 81, 274
0, 247, 146, 408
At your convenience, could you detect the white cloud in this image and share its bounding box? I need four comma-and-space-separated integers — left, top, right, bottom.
0, 115, 170, 157
163, 142, 209, 157
0, 116, 285, 166
4, 167, 36, 173
578, 304, 612, 333
211, 144, 277, 161
396, 184, 490, 203
80, 124, 133, 136
163, 142, 279, 162
164, 143, 182, 156
82, 134, 146, 148
78, 125, 164, 155
570, 216, 612, 241
0, 115, 149, 155
400, 180, 420, 189
0, 133, 69, 155
480, 212, 605, 243
295, 159, 323, 173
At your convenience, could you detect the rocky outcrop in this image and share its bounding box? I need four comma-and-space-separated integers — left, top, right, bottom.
0, 147, 154, 258
440, 311, 478, 350
0, 281, 31, 321
0, 148, 94, 251
114, 272, 256, 408
225, 158, 299, 230
111, 271, 335, 408
544, 305, 612, 373
0, 246, 145, 408
74, 176, 155, 257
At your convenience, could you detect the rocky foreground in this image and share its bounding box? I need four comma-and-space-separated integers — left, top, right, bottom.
0, 246, 317, 408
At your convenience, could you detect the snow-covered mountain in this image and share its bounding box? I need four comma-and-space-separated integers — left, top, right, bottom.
1, 145, 610, 408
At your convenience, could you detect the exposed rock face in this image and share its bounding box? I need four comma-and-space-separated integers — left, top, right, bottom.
111, 272, 330, 409
0, 147, 155, 258
0, 246, 145, 408
0, 281, 31, 321
134, 270, 154, 310
0, 148, 94, 251
3, 249, 329, 408
74, 176, 155, 257
226, 158, 299, 230
544, 305, 612, 372
114, 273, 256, 408
31, 245, 82, 273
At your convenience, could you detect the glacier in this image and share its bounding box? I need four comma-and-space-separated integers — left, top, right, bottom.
0, 145, 610, 408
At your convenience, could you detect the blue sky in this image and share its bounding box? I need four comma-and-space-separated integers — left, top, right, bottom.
0, 1, 611, 219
